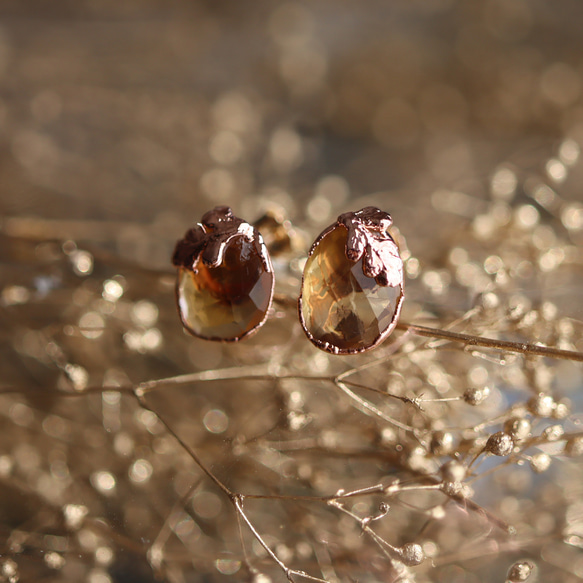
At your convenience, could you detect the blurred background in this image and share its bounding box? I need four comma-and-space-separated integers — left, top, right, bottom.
2, 0, 583, 264
1, 1, 583, 582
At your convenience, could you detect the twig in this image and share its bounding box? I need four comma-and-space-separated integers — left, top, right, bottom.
398, 322, 583, 362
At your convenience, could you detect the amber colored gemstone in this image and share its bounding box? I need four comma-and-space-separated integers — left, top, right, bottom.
299, 224, 404, 354
177, 235, 274, 341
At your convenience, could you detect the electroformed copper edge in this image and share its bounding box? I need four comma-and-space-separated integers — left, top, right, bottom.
173, 206, 275, 343
298, 208, 405, 355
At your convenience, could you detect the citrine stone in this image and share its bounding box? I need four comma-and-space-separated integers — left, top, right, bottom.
299, 225, 403, 354
177, 236, 274, 341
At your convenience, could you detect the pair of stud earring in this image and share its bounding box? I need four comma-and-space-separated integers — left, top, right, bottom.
172, 205, 404, 355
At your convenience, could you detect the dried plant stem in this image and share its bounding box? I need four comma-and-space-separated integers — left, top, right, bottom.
234, 496, 329, 583
4, 319, 576, 398
1, 318, 581, 581
327, 500, 407, 569
135, 389, 232, 498
135, 388, 331, 582
398, 322, 583, 362
334, 380, 422, 437
148, 477, 203, 577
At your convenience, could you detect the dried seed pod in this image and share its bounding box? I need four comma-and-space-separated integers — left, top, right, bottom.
564, 436, 583, 456
527, 393, 555, 418
485, 432, 514, 456
398, 542, 425, 566
504, 417, 531, 441
530, 452, 551, 473
430, 430, 454, 455
441, 481, 464, 497
463, 386, 490, 406
541, 424, 564, 442
440, 460, 466, 482
507, 560, 534, 582
552, 399, 570, 419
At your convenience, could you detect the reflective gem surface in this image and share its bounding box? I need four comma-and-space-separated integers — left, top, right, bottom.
177, 236, 274, 341
299, 225, 403, 354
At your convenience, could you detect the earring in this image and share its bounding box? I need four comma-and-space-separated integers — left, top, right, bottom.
298, 207, 404, 354
172, 206, 274, 342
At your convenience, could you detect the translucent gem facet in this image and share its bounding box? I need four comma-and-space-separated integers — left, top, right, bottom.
173, 207, 274, 342
299, 208, 404, 354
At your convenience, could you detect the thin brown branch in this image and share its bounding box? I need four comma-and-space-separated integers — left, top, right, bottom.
399, 322, 583, 362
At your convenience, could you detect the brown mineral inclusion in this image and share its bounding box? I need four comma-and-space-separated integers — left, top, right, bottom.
300, 224, 403, 354
177, 236, 274, 341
